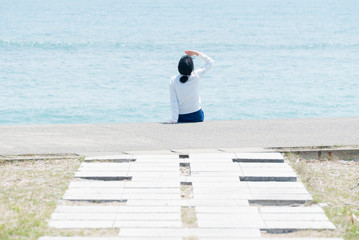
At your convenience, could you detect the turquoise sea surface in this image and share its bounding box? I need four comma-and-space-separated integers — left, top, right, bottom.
1, 0, 358, 125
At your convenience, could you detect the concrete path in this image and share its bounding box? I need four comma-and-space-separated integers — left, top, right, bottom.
1, 117, 359, 155
40, 152, 341, 240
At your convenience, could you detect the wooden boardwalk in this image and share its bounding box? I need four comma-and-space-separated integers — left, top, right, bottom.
39, 153, 341, 240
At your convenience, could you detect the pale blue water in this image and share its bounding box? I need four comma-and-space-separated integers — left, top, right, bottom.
1, 0, 359, 125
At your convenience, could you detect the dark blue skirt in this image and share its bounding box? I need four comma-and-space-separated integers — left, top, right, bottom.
178, 109, 204, 123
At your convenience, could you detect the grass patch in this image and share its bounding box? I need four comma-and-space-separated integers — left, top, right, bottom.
181, 207, 197, 228
286, 153, 359, 240
0, 156, 82, 240
180, 165, 191, 176
181, 185, 193, 199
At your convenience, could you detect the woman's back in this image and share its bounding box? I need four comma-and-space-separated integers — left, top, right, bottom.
169, 51, 214, 123
170, 72, 201, 115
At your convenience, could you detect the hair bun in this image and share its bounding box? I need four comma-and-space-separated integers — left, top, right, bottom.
180, 75, 188, 83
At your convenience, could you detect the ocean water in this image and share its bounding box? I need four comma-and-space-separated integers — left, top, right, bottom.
1, 0, 358, 125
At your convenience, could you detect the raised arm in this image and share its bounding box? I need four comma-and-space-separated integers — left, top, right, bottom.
185, 50, 214, 78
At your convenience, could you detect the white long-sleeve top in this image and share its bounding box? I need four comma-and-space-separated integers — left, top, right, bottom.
169, 52, 214, 122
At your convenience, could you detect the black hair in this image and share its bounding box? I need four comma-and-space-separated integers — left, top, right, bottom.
178, 55, 194, 83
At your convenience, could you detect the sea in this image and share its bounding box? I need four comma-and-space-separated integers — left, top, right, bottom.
1, 0, 358, 125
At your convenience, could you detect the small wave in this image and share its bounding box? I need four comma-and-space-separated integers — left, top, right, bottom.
277, 42, 359, 50
210, 42, 359, 51
0, 40, 133, 50
201, 42, 359, 55
0, 40, 195, 52
1, 39, 358, 52
0, 40, 95, 50
255, 42, 359, 50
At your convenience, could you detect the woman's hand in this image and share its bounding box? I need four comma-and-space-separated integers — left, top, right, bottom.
185, 50, 200, 57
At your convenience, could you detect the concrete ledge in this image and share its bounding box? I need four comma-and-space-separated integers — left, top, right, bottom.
0, 117, 358, 155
